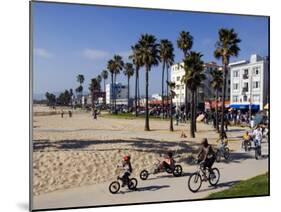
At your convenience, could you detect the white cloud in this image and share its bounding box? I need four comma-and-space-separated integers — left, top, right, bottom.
83, 48, 110, 60
34, 48, 52, 58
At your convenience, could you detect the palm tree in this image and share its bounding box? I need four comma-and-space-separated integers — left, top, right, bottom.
124, 63, 134, 111
101, 70, 108, 105
76, 74, 85, 104
160, 39, 175, 119
129, 44, 143, 117
107, 59, 115, 113
167, 81, 176, 131
210, 68, 223, 132
138, 34, 160, 131
97, 75, 102, 85
89, 78, 101, 109
69, 88, 73, 107
112, 55, 124, 113
101, 70, 108, 92
182, 52, 206, 138
177, 31, 193, 121
214, 28, 241, 136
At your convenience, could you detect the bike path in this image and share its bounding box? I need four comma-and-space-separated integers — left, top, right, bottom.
33, 147, 268, 210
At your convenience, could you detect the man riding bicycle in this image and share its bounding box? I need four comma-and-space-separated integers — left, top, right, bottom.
197, 138, 216, 179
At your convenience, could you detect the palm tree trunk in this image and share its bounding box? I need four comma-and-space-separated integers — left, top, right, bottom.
135, 68, 139, 117
145, 67, 150, 131
220, 63, 227, 136
162, 62, 165, 119
190, 90, 195, 138
114, 73, 117, 114
194, 88, 197, 132
166, 65, 169, 118
103, 79, 106, 105
185, 84, 188, 122
127, 77, 130, 111
170, 95, 174, 131
215, 89, 219, 132
137, 75, 140, 112
111, 74, 114, 113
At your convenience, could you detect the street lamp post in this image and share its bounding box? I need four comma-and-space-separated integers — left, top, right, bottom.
249, 72, 253, 123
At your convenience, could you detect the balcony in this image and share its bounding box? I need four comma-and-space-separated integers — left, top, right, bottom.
242, 87, 249, 93
243, 74, 249, 79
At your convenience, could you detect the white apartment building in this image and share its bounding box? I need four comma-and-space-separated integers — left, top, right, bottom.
229, 54, 269, 111
170, 62, 230, 109
106, 83, 128, 105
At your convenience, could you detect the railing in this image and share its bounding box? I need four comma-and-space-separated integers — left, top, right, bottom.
242, 87, 248, 92
243, 74, 249, 79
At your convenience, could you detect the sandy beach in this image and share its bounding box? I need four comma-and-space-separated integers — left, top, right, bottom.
33, 105, 247, 196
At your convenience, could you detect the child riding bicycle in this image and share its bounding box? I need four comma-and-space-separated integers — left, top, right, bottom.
117, 155, 133, 187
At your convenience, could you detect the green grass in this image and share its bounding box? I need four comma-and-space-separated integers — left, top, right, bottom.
208, 172, 269, 198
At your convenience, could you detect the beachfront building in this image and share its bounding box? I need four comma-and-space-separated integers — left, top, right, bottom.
106, 83, 128, 105
170, 62, 230, 110
229, 54, 269, 111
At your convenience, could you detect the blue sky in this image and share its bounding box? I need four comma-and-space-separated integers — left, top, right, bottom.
32, 2, 269, 98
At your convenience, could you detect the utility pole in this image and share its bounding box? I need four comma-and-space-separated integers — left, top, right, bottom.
249, 71, 253, 122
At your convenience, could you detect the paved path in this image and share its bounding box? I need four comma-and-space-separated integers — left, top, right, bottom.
33, 142, 268, 210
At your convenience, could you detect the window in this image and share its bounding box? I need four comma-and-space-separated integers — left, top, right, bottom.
243, 95, 248, 102
243, 82, 249, 92
177, 76, 180, 81
253, 81, 260, 89
233, 70, 239, 77
252, 94, 260, 102
232, 95, 238, 102
243, 69, 249, 79
233, 83, 239, 90
253, 67, 260, 75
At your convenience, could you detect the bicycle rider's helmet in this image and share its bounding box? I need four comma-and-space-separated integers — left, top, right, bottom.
167, 151, 173, 158
123, 155, 130, 161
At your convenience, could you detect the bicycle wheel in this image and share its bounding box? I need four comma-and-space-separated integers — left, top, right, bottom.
224, 147, 230, 160
109, 181, 120, 194
208, 168, 220, 186
188, 172, 202, 193
172, 165, 182, 177
128, 178, 138, 190
140, 170, 149, 180
165, 167, 173, 174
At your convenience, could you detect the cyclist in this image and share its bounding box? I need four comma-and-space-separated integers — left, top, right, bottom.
157, 151, 175, 173
197, 138, 216, 180
216, 131, 228, 150
253, 126, 262, 156
118, 155, 133, 187
242, 131, 252, 150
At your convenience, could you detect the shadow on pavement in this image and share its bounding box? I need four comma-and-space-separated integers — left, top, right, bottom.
197, 180, 240, 193
118, 185, 170, 194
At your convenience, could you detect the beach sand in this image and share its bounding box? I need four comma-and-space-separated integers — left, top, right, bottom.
33, 105, 245, 196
